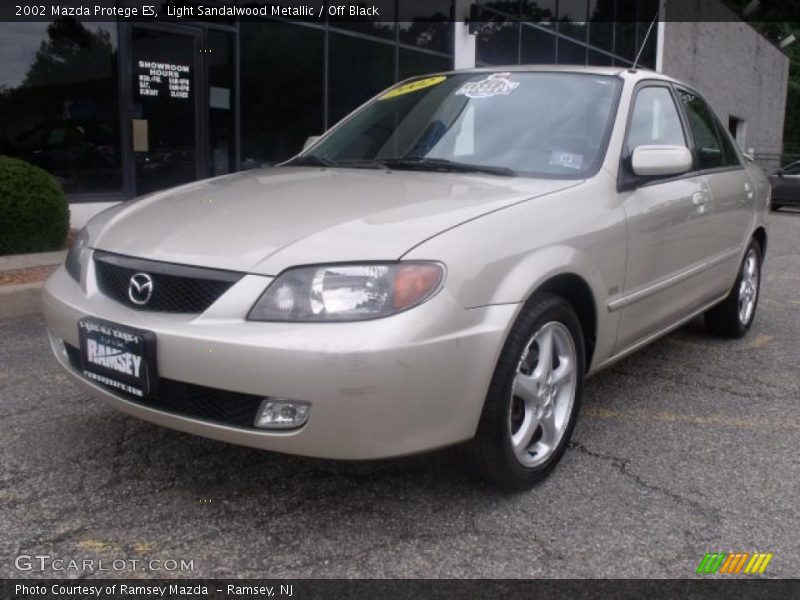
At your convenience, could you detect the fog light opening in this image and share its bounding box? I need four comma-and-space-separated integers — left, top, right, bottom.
49, 330, 68, 361
254, 399, 311, 430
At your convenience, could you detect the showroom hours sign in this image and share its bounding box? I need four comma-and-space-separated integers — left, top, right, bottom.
137, 61, 191, 99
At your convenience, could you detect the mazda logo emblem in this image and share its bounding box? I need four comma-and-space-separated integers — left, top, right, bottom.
128, 272, 154, 305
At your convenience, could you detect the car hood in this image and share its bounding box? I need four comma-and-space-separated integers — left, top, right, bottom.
90, 167, 582, 275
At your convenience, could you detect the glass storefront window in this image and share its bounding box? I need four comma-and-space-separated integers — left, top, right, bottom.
399, 49, 452, 80
558, 36, 588, 65
614, 0, 638, 61
398, 0, 453, 54
0, 19, 121, 194
131, 27, 199, 195
521, 0, 556, 22
480, 1, 522, 17
637, 0, 661, 23
521, 25, 556, 64
636, 20, 658, 68
558, 0, 589, 42
479, 0, 658, 70
208, 29, 236, 177
240, 21, 324, 168
588, 49, 614, 66
588, 0, 614, 53
476, 10, 520, 65
328, 33, 395, 125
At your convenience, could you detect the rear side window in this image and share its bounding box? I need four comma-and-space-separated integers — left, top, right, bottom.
677, 88, 740, 170
626, 86, 686, 153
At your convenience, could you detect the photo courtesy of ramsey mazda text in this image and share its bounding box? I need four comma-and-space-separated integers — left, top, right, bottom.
44, 67, 769, 492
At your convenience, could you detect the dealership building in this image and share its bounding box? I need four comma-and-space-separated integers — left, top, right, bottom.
0, 0, 789, 227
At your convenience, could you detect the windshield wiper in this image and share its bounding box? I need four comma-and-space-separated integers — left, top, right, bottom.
335, 159, 391, 170
286, 155, 338, 167
380, 157, 515, 177
286, 156, 391, 170
287, 155, 514, 176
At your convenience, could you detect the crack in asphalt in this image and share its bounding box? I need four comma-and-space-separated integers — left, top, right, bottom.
567, 441, 722, 525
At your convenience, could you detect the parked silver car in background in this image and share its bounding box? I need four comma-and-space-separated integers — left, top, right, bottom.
44, 67, 769, 491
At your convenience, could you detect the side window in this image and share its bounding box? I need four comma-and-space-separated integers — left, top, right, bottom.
713, 119, 742, 168
626, 86, 686, 154
678, 89, 740, 170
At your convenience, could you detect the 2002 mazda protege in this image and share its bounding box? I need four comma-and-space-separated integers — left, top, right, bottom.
44, 67, 770, 491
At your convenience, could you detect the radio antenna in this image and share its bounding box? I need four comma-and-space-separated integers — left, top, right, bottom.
633, 11, 659, 69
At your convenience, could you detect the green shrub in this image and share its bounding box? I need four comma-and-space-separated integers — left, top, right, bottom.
0, 155, 69, 255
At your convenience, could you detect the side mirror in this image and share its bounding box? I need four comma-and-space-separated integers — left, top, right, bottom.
303, 135, 321, 151
631, 145, 693, 177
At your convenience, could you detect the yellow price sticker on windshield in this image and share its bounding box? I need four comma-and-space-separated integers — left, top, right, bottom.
380, 76, 446, 100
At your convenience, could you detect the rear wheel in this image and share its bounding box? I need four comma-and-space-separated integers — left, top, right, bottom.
705, 239, 762, 338
463, 293, 585, 492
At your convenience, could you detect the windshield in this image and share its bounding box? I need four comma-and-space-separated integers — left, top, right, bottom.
297, 72, 621, 178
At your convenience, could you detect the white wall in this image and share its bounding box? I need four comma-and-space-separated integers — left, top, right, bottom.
453, 0, 476, 69
70, 202, 119, 230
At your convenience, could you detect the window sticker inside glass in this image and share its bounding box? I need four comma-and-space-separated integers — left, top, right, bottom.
549, 150, 584, 170
380, 76, 447, 100
455, 73, 520, 99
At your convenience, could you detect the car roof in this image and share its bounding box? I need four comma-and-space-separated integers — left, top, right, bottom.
441, 65, 677, 84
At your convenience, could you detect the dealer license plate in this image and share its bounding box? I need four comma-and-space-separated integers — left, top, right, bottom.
78, 318, 157, 398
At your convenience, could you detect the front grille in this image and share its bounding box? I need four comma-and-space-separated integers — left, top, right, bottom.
93, 251, 243, 313
65, 344, 263, 429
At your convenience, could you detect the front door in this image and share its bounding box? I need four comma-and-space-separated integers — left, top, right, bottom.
615, 84, 720, 352
130, 25, 201, 195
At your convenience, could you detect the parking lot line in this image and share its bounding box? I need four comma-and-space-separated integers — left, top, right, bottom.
583, 406, 800, 431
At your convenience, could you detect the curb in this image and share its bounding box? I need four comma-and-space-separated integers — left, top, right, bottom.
0, 282, 44, 320
0, 249, 66, 272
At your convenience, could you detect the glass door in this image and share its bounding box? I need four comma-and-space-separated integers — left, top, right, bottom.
130, 26, 201, 195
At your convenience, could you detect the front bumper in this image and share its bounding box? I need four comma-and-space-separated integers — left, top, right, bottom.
43, 262, 516, 459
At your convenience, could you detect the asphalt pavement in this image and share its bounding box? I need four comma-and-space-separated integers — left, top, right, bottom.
1, 211, 798, 579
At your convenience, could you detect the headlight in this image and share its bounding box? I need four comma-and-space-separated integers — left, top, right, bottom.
248, 262, 444, 322
64, 228, 90, 282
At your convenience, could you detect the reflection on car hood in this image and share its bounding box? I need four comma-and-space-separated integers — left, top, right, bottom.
89, 167, 583, 275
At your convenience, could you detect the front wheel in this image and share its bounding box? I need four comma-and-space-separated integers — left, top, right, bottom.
705, 239, 762, 338
463, 293, 585, 492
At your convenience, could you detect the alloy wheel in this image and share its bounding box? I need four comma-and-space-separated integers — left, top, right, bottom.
509, 321, 578, 468
738, 248, 759, 326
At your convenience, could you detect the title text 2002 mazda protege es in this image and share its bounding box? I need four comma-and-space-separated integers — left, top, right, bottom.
44, 67, 770, 491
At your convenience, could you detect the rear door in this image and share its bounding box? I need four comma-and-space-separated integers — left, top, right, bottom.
675, 86, 752, 289
614, 83, 719, 352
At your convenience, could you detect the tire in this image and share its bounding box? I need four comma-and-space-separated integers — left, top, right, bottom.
705, 239, 762, 338
462, 293, 585, 492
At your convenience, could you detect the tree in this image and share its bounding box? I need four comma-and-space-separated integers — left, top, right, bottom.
22, 17, 115, 88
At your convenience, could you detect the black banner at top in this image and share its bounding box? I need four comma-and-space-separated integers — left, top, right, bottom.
1, 0, 800, 23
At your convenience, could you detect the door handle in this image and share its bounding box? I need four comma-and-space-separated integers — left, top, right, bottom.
744, 182, 754, 199
691, 191, 708, 206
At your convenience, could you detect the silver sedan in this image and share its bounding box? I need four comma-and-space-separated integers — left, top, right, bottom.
44, 67, 770, 491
